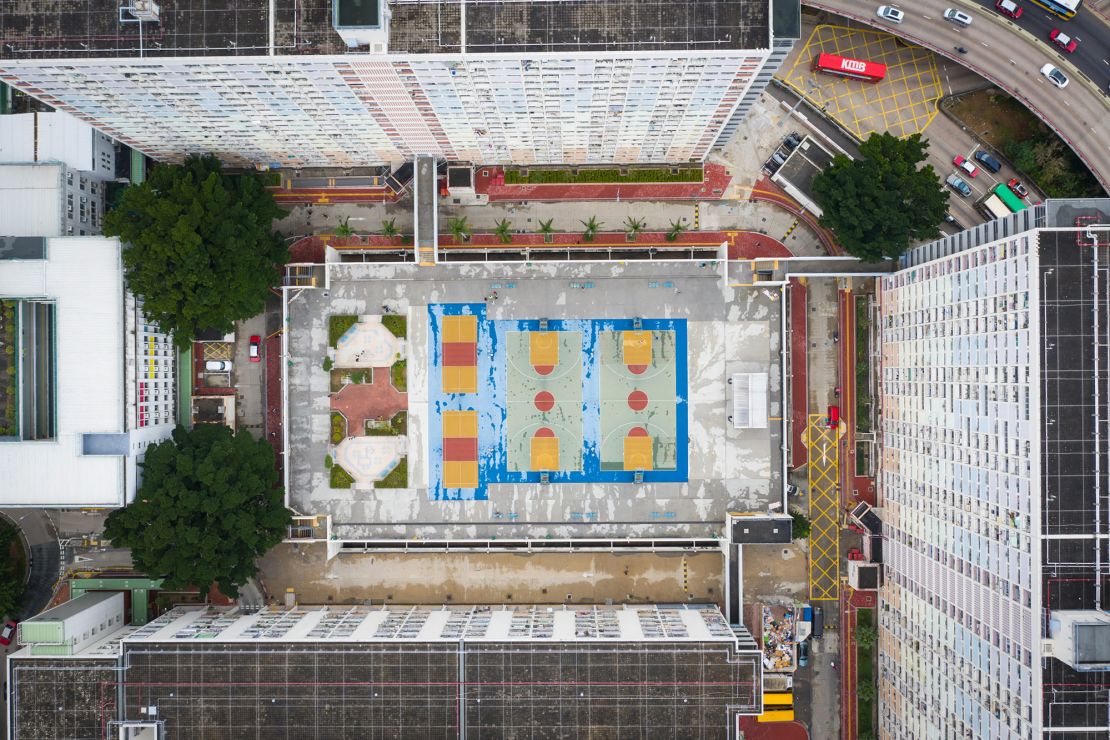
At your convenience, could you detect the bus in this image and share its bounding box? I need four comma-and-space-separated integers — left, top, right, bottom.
992, 183, 1028, 213
1027, 0, 1081, 19
978, 194, 1011, 221
811, 53, 887, 83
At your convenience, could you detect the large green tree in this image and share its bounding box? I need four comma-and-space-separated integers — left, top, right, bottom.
103, 155, 288, 347
104, 425, 291, 597
812, 132, 949, 261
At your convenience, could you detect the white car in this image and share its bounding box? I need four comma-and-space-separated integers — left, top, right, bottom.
1040, 63, 1069, 89
876, 5, 905, 22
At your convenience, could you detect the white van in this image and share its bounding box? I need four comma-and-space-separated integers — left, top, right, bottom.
944, 8, 973, 26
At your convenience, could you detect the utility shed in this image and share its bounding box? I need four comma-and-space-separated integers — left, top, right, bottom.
17, 591, 126, 656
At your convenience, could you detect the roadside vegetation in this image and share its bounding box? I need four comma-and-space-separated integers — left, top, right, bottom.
790, 509, 812, 540
946, 89, 1102, 198
856, 608, 878, 737
103, 425, 290, 598
0, 299, 17, 436
855, 296, 871, 434
504, 167, 702, 185
0, 517, 27, 619
103, 154, 288, 347
813, 132, 948, 262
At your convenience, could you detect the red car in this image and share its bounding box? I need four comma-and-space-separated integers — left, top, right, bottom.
995, 0, 1023, 18
953, 155, 979, 178
827, 405, 840, 429
1008, 178, 1029, 198
1049, 29, 1077, 53
0, 620, 16, 646
249, 335, 261, 362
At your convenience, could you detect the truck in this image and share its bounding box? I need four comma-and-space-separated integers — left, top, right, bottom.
977, 193, 1011, 221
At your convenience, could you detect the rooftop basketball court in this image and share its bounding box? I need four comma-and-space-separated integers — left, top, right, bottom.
427, 306, 688, 500
283, 261, 784, 541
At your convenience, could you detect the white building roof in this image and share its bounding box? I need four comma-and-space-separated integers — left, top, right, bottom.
0, 237, 127, 507
0, 164, 63, 237
0, 111, 99, 172
125, 604, 741, 644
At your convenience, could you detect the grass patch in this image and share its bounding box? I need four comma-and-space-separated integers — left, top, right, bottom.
375, 457, 408, 489
857, 608, 876, 737
330, 412, 347, 444
381, 315, 407, 338
504, 167, 703, 185
391, 360, 407, 392
329, 464, 354, 489
364, 411, 407, 437
331, 369, 373, 392
0, 299, 17, 436
328, 315, 358, 347
946, 89, 1102, 198
855, 295, 871, 434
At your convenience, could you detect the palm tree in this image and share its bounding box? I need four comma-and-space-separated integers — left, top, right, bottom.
494, 218, 513, 244
665, 218, 687, 242
334, 217, 354, 238
580, 216, 602, 243
537, 218, 556, 243
447, 216, 471, 243
380, 218, 399, 239
623, 216, 646, 241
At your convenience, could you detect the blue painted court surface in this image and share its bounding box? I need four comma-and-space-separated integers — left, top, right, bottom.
428, 303, 688, 501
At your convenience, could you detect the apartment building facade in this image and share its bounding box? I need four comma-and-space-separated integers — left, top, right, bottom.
877, 200, 1110, 738
0, 0, 799, 168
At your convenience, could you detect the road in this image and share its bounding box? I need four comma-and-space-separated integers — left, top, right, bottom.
806, 0, 1110, 192
0, 509, 60, 620
966, 0, 1110, 87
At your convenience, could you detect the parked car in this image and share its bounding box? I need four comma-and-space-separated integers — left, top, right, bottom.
0, 621, 16, 646
974, 150, 1002, 173
784, 131, 803, 150
876, 5, 905, 23
944, 213, 966, 230
944, 8, 973, 25
827, 405, 840, 429
995, 0, 1023, 18
205, 360, 232, 372
249, 334, 261, 362
797, 639, 810, 667
1049, 28, 1078, 53
1008, 178, 1029, 198
812, 606, 824, 639
1040, 63, 1069, 89
953, 155, 979, 178
946, 174, 972, 197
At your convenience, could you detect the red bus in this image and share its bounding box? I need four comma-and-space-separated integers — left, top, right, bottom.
811, 53, 887, 83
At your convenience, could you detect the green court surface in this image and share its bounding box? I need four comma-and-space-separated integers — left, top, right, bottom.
505, 331, 584, 472
599, 330, 679, 471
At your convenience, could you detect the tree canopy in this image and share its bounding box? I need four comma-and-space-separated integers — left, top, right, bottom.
812, 132, 949, 262
104, 425, 291, 598
103, 155, 288, 347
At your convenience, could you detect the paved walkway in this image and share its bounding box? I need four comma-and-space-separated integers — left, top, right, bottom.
749, 177, 842, 256
737, 716, 810, 739
789, 278, 809, 469
473, 163, 733, 201
264, 334, 284, 477
330, 372, 408, 435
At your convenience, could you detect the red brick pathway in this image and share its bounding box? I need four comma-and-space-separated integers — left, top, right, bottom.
736, 716, 810, 740
789, 278, 809, 470
473, 163, 733, 201
330, 370, 408, 435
